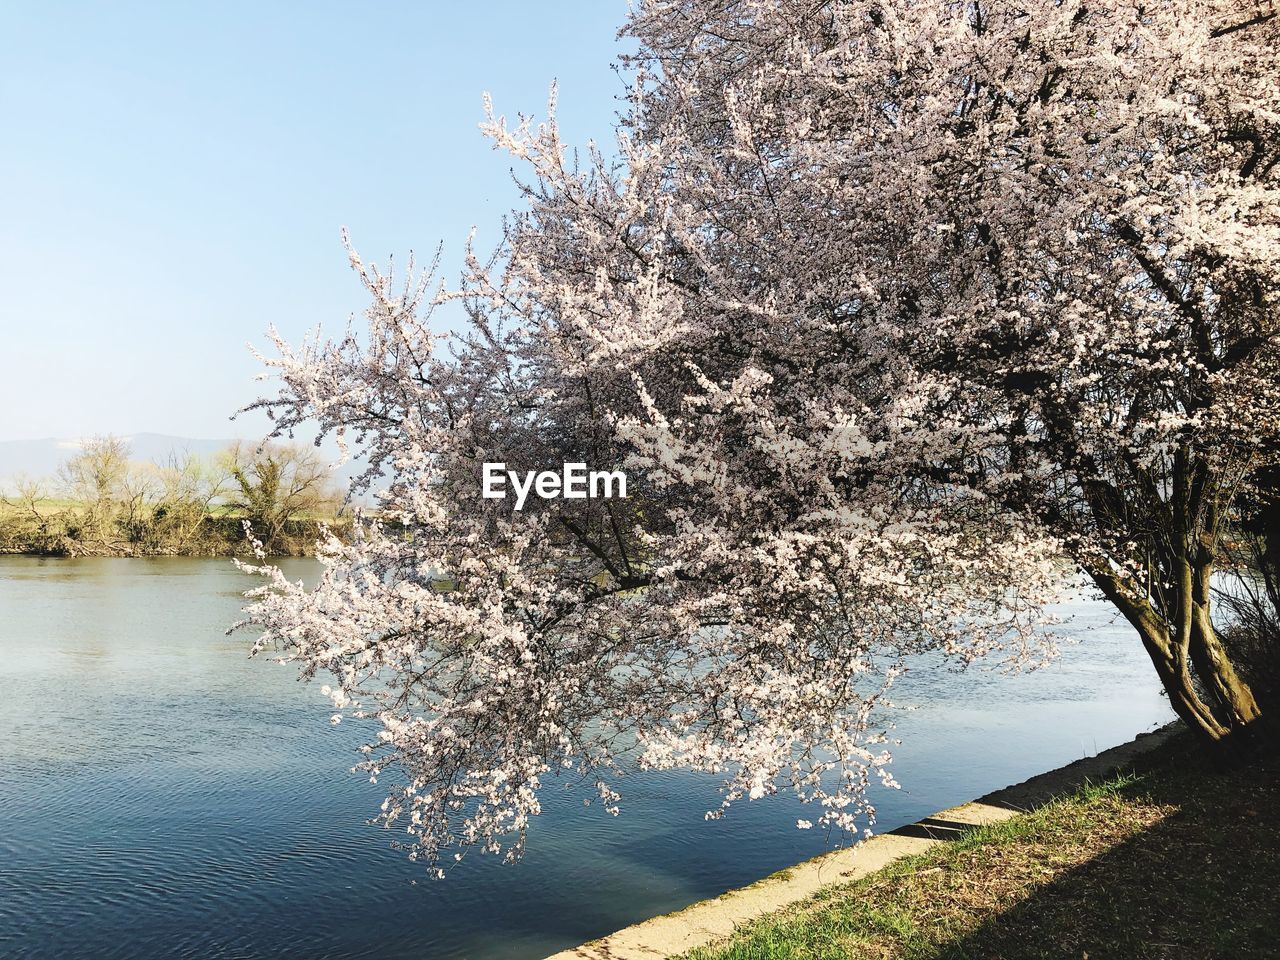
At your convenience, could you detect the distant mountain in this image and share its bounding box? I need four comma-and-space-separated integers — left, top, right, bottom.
0, 437, 76, 483
0, 433, 231, 485
0, 433, 372, 494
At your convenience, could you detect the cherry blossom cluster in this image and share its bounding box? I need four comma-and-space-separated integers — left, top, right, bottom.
239, 0, 1278, 869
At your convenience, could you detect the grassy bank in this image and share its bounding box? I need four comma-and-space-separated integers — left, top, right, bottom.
0, 435, 350, 557
0, 502, 350, 557
684, 738, 1279, 960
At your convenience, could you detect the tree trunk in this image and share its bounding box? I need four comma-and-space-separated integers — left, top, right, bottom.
1092, 567, 1260, 743
1189, 553, 1261, 728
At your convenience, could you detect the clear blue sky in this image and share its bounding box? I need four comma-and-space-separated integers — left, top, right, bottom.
0, 1, 632, 442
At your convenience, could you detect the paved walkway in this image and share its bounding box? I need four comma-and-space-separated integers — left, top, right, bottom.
544, 723, 1181, 960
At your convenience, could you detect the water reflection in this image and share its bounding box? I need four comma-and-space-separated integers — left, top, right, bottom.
0, 557, 1172, 959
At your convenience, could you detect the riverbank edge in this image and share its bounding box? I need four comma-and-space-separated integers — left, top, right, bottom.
0, 544, 316, 558
544, 721, 1183, 960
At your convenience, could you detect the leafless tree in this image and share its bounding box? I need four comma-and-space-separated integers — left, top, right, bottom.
224, 441, 339, 553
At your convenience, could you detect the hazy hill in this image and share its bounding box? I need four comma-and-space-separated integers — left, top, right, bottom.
0, 434, 231, 484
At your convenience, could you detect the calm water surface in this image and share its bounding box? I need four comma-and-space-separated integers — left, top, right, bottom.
0, 557, 1173, 959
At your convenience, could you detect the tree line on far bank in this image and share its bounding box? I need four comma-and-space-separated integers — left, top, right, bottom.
0, 435, 348, 556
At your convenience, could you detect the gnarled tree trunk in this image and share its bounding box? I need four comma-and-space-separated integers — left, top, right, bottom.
1091, 541, 1262, 744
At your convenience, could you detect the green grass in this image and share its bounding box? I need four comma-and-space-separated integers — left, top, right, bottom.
0, 497, 79, 514
683, 742, 1279, 960
1, 499, 342, 520
0, 497, 349, 556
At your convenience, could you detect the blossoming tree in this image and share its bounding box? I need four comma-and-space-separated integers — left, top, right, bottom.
241, 0, 1279, 870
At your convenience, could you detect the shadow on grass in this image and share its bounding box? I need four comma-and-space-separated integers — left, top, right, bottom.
685, 735, 1279, 960
932, 752, 1279, 960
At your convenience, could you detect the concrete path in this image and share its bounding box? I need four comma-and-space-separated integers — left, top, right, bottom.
544, 723, 1181, 960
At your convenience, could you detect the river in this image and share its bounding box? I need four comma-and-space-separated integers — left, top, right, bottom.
0, 556, 1173, 959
